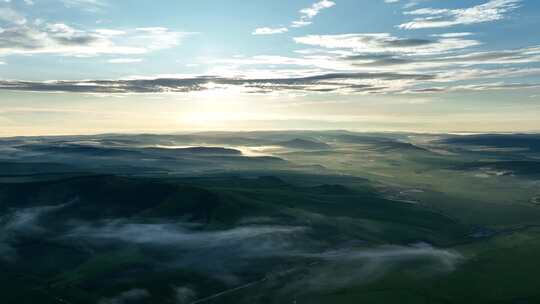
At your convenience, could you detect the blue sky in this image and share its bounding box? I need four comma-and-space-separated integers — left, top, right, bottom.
0, 0, 540, 135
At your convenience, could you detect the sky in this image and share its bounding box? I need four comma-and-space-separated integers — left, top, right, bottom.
0, 0, 540, 135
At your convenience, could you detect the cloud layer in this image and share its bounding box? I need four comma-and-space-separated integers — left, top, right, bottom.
0, 72, 436, 95
0, 7, 189, 57
253, 0, 335, 35
0, 0, 538, 99
399, 0, 521, 29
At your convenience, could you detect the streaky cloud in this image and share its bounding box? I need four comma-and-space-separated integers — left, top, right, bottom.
399, 0, 521, 29
0, 72, 435, 95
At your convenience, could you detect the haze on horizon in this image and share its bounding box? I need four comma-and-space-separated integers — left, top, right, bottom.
1, 0, 539, 136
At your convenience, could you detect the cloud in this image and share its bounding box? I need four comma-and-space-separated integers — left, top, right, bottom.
2, 31, 538, 97
435, 46, 540, 65
62, 0, 106, 6
291, 0, 336, 28
253, 0, 335, 35
325, 39, 540, 83
61, 218, 463, 291
300, 244, 461, 268
407, 82, 540, 94
0, 204, 68, 262
4, 58, 538, 95
0, 71, 435, 95
0, 24, 189, 57
399, 0, 521, 29
403, 0, 433, 9
2, 204, 67, 233
98, 289, 150, 304
450, 82, 540, 91
1, 2, 537, 99
64, 220, 312, 280
252, 27, 288, 35
0, 9, 190, 57
200, 32, 540, 95
285, 244, 462, 293
174, 286, 197, 304
61, 0, 107, 12
294, 33, 480, 55
0, 7, 27, 25
432, 32, 474, 38
108, 58, 143, 64
66, 221, 306, 249
344, 45, 540, 70
434, 67, 540, 82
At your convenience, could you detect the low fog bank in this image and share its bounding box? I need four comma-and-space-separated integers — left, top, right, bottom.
0, 203, 67, 261
0, 197, 465, 302
64, 219, 463, 293
283, 244, 462, 294
66, 221, 305, 249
